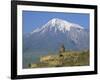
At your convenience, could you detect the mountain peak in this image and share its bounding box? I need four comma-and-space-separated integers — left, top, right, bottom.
45, 18, 72, 31
43, 18, 84, 31
49, 18, 70, 25
50, 18, 63, 22
31, 18, 84, 34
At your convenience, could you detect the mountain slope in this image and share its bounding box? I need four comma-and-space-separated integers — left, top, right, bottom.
23, 18, 89, 53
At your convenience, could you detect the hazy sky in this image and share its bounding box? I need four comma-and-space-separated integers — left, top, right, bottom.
22, 11, 89, 34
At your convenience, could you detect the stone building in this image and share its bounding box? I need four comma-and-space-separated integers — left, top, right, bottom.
59, 44, 65, 53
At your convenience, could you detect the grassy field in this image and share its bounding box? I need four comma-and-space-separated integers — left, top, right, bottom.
29, 50, 89, 68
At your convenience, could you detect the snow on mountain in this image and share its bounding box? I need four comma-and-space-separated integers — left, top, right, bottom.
31, 18, 84, 34
23, 18, 89, 53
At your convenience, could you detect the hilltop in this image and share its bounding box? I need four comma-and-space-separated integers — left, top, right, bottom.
29, 50, 89, 68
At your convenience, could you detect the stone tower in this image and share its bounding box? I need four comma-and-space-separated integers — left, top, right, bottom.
59, 44, 65, 53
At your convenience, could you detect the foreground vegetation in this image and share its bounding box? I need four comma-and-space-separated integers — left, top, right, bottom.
29, 50, 89, 68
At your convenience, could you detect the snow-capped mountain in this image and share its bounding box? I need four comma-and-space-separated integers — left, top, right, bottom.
31, 18, 84, 34
23, 18, 89, 53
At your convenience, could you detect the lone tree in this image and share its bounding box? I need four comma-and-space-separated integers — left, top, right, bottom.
59, 44, 65, 53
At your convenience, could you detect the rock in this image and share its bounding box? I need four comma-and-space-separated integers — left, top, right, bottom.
40, 55, 54, 62
29, 63, 38, 68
